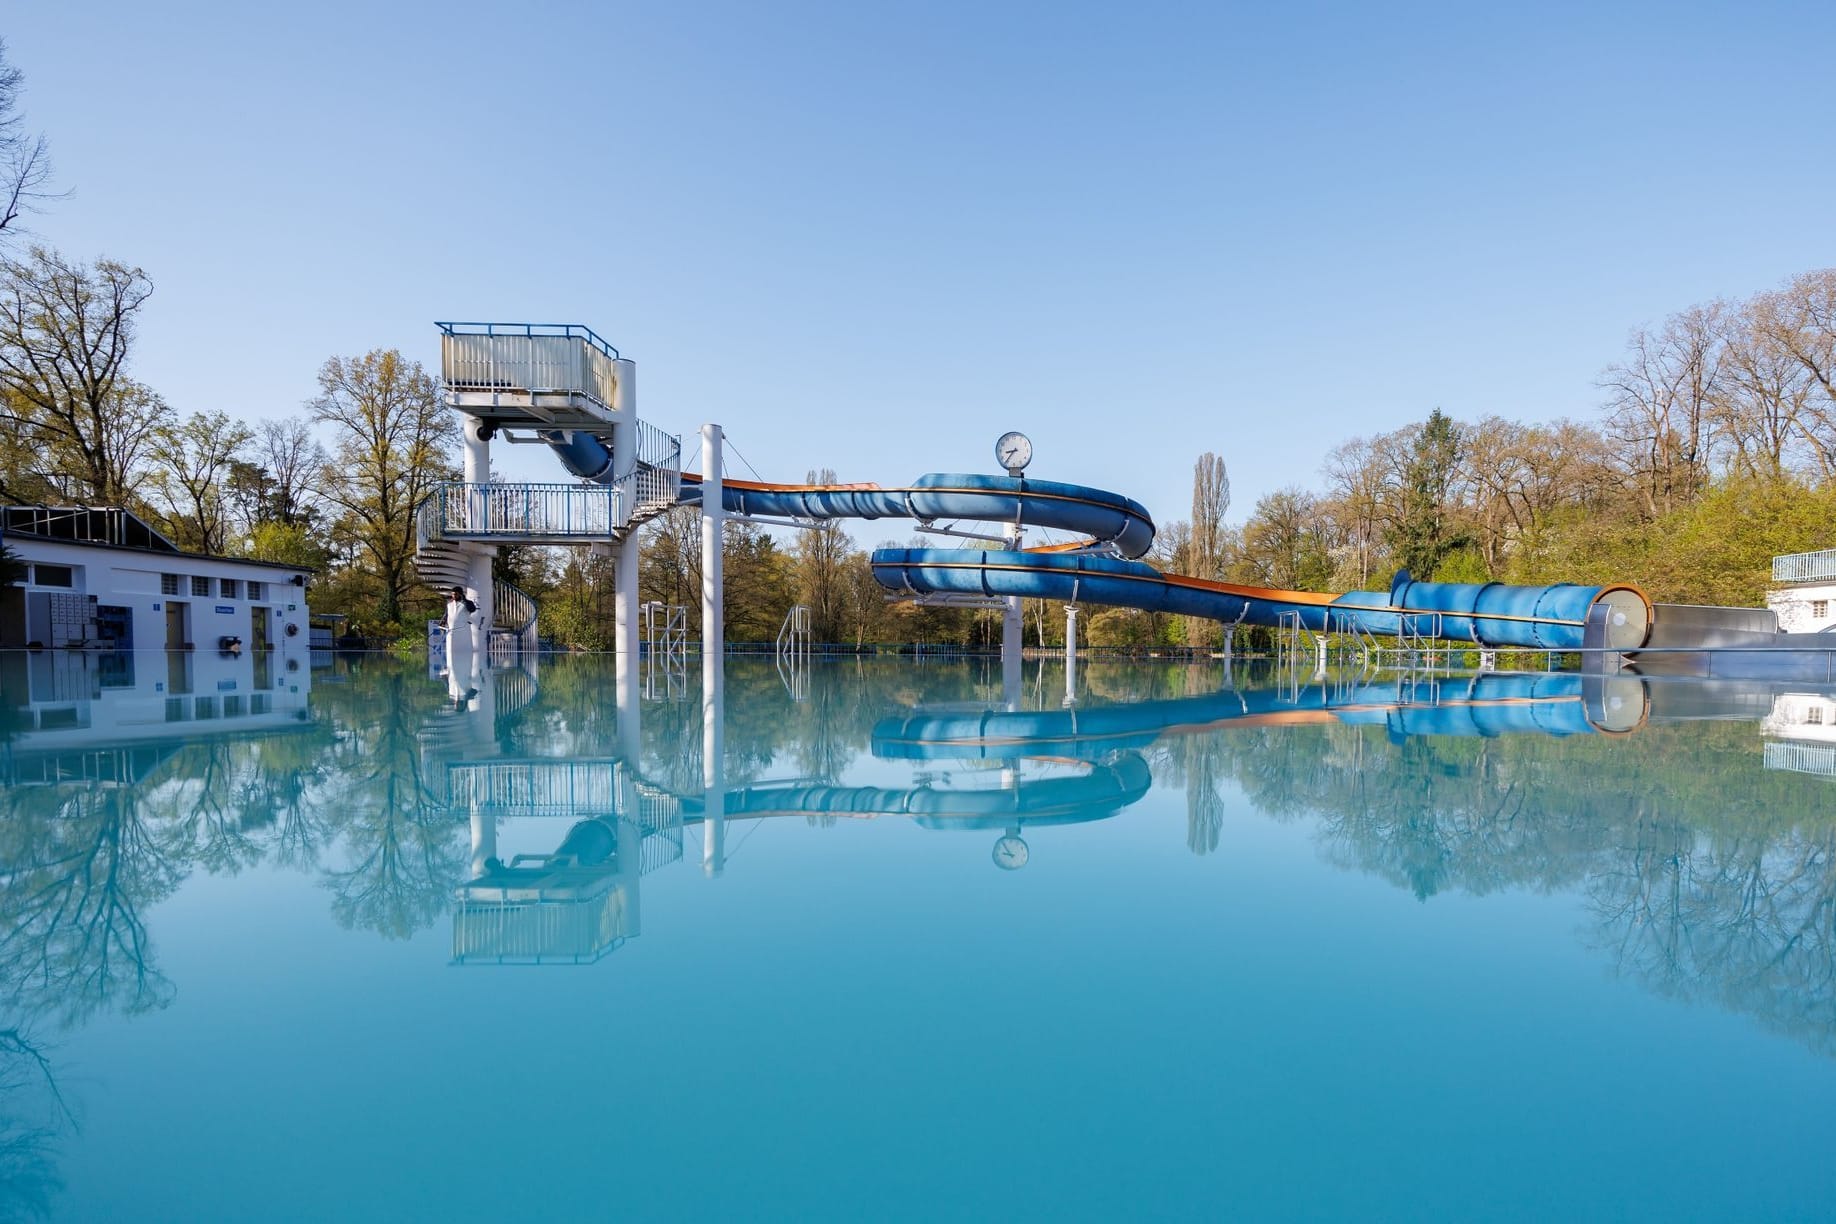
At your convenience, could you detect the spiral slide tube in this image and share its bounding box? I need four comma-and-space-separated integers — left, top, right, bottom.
544, 430, 1156, 557
543, 431, 1650, 649
872, 673, 1649, 763
679, 753, 1153, 830
870, 549, 1653, 652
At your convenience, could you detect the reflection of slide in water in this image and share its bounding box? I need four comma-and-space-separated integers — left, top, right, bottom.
874, 673, 1651, 761
542, 429, 1655, 652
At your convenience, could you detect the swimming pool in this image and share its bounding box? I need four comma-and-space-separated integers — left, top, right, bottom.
3, 651, 1834, 1220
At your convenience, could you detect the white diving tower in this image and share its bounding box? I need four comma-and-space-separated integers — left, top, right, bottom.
415, 323, 687, 674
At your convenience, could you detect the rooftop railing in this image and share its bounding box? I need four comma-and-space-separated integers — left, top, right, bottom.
1773, 549, 1836, 585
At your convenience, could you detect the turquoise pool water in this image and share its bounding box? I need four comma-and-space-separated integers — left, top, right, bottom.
4, 650, 1836, 1221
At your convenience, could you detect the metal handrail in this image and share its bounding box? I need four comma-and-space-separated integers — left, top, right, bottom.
436, 321, 619, 359
1774, 549, 1836, 585
494, 580, 537, 634
424, 481, 630, 539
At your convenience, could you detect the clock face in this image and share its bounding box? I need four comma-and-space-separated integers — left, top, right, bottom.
992, 834, 1030, 870
995, 431, 1033, 473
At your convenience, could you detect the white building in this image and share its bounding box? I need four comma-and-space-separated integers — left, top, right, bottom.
1768, 549, 1836, 634
1, 506, 311, 651
1761, 691, 1836, 779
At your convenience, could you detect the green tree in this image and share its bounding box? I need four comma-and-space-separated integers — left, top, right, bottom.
148, 410, 253, 553
1385, 408, 1465, 580
310, 349, 457, 627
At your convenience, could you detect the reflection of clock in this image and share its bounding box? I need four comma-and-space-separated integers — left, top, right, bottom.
995, 431, 1033, 475
993, 833, 1030, 870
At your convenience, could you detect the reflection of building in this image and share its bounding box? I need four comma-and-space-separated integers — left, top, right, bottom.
1762, 692, 1836, 778
1769, 549, 1836, 634
0, 506, 311, 651
0, 647, 312, 768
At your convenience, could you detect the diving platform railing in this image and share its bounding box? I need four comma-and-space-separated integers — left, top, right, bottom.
439, 322, 619, 401
1774, 549, 1836, 585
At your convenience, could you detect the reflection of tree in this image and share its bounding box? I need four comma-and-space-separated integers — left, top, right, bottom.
0, 1028, 69, 1224
0, 785, 180, 1029
1203, 714, 1836, 1056
314, 665, 467, 939
1590, 824, 1836, 1056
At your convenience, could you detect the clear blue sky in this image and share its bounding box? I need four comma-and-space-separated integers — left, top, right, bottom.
8, 1, 1834, 543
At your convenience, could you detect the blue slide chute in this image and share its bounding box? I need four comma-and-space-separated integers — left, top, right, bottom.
869, 549, 1653, 651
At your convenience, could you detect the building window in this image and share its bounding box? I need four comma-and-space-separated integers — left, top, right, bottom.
161, 573, 181, 596
1810, 707, 1826, 725
223, 695, 244, 718
191, 576, 211, 596
247, 581, 264, 601
193, 697, 218, 720
221, 578, 238, 599
31, 564, 74, 588
1814, 600, 1829, 619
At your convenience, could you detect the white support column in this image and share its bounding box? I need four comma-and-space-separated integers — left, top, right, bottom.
1002, 524, 1023, 709
463, 415, 490, 484
702, 640, 726, 878
610, 358, 642, 705
700, 422, 726, 877
701, 424, 724, 691
466, 548, 494, 656
462, 416, 491, 542
615, 532, 640, 706
1063, 604, 1080, 708
468, 806, 497, 879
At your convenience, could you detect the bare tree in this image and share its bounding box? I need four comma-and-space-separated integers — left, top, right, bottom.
794, 468, 849, 641
0, 40, 59, 241
1599, 302, 1728, 517
1759, 270, 1836, 473
0, 248, 163, 504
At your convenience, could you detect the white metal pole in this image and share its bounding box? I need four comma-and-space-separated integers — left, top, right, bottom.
611, 359, 641, 704
702, 634, 726, 878
1002, 524, 1023, 709
700, 422, 725, 877
1063, 603, 1079, 707
701, 424, 724, 688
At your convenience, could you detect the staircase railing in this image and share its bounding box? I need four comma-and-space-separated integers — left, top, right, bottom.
494, 580, 537, 634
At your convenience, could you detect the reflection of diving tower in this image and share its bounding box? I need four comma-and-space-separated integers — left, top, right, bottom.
414, 323, 685, 668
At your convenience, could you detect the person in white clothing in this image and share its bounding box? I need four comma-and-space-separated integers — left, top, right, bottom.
445, 585, 480, 682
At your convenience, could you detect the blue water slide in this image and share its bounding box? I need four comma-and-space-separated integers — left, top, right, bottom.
539, 430, 1157, 557
677, 753, 1152, 830
540, 430, 1651, 648
870, 549, 1653, 651
872, 673, 1647, 759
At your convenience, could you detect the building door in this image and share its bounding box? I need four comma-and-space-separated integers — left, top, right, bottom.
249, 607, 270, 652
165, 601, 188, 649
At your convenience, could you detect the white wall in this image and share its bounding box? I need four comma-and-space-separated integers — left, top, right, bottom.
7, 537, 310, 650
1766, 584, 1836, 635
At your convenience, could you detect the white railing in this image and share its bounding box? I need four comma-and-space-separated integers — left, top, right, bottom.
1773, 549, 1836, 585
493, 580, 537, 633
1763, 740, 1836, 777
428, 481, 627, 539
438, 323, 621, 409
634, 419, 682, 510
449, 761, 622, 816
